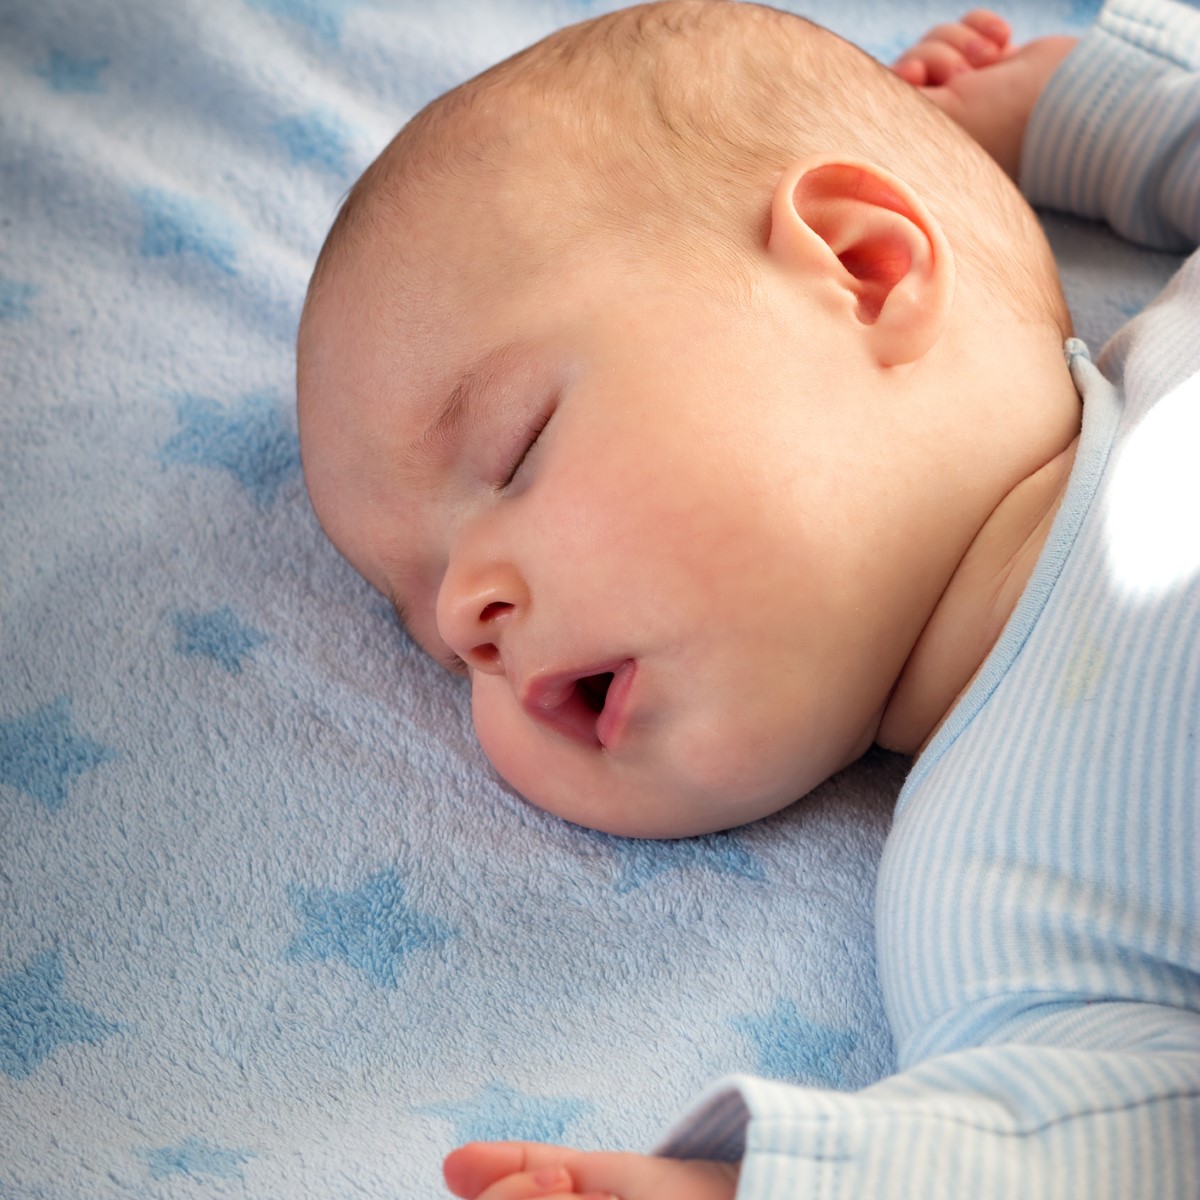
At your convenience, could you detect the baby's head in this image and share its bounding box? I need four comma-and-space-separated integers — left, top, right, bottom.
297, 0, 1072, 837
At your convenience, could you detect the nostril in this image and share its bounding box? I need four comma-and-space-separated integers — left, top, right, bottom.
479, 601, 512, 624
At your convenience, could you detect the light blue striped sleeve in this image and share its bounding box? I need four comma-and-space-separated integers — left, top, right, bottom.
657, 1027, 1198, 1197
1020, 0, 1200, 250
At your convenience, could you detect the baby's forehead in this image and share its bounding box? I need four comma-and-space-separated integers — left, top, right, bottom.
360, 68, 638, 256
304, 230, 519, 442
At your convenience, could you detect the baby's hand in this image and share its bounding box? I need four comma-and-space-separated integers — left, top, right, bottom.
892, 10, 1078, 180
893, 9, 1015, 87
443, 1141, 739, 1200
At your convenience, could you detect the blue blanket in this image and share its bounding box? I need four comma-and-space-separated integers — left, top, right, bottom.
0, 0, 1183, 1195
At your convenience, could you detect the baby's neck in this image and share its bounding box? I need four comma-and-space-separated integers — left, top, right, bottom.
876, 376, 1081, 757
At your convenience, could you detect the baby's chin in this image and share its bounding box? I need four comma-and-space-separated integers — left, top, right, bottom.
508, 766, 803, 840
533, 801, 743, 840
475, 690, 837, 838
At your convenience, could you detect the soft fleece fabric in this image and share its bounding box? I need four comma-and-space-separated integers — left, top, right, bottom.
0, 0, 1185, 1196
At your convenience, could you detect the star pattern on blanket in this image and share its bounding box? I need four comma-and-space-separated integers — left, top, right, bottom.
418, 1080, 591, 1143
0, 951, 121, 1079
1119, 294, 1148, 319
0, 278, 37, 321
160, 392, 300, 506
286, 868, 456, 988
592, 830, 768, 894
36, 49, 110, 93
731, 997, 858, 1088
0, 696, 115, 812
273, 109, 355, 176
136, 187, 240, 275
136, 1137, 255, 1181
172, 607, 268, 674
246, 0, 365, 45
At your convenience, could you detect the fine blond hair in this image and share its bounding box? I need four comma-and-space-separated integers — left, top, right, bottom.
305, 0, 1068, 335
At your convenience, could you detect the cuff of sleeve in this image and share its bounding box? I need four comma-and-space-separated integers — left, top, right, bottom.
1020, 0, 1200, 249
652, 1074, 753, 1163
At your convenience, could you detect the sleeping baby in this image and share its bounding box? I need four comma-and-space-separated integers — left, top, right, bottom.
295, 1, 1199, 1196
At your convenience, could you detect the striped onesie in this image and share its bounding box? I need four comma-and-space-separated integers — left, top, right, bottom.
658, 1, 1200, 1194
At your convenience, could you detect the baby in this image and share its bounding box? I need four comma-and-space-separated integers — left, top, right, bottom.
296, 1, 1199, 1197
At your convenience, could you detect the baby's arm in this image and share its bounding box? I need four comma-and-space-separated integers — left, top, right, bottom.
443, 1140, 738, 1200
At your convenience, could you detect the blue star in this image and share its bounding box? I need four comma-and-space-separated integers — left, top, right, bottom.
419, 1080, 591, 1143
286, 868, 455, 988
730, 997, 857, 1088
1120, 295, 1149, 320
273, 109, 354, 175
0, 278, 37, 321
136, 187, 239, 275
136, 1137, 255, 1181
0, 951, 121, 1079
160, 392, 300, 506
0, 697, 115, 812
172, 607, 268, 674
588, 829, 767, 893
36, 49, 110, 93
245, 0, 365, 45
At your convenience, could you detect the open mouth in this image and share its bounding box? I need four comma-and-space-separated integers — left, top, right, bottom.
522, 661, 635, 749
576, 671, 614, 714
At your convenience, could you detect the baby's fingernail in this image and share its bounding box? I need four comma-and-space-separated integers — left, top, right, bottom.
533, 1167, 571, 1190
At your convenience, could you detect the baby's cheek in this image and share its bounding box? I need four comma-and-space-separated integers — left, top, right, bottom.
470, 676, 552, 806
469, 676, 635, 833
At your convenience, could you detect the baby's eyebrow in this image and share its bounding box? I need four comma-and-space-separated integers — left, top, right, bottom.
408, 339, 524, 468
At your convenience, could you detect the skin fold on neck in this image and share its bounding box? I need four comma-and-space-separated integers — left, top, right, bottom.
877, 424, 1080, 756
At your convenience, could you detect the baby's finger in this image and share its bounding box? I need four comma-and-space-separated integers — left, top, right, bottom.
960, 9, 1012, 49
476, 1182, 616, 1200
931, 20, 1007, 67
892, 12, 1013, 87
895, 38, 973, 87
893, 55, 929, 86
445, 1144, 580, 1199
473, 1167, 583, 1200
525, 1194, 617, 1200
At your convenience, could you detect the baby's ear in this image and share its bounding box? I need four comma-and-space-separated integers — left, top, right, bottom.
767, 158, 954, 367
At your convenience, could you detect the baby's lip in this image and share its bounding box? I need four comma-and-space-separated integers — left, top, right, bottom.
521, 659, 636, 749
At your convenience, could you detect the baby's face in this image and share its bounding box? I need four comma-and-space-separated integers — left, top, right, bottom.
300, 183, 931, 837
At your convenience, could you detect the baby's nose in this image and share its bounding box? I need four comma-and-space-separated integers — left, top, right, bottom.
461, 601, 512, 674
436, 563, 525, 677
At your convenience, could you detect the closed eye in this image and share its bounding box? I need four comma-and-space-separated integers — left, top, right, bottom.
498, 407, 553, 491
